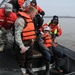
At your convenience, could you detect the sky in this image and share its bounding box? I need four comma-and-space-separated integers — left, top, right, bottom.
37, 0, 75, 16
0, 0, 75, 16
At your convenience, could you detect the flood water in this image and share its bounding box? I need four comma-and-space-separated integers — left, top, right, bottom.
44, 18, 75, 51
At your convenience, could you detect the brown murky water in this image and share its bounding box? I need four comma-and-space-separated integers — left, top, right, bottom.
44, 18, 75, 51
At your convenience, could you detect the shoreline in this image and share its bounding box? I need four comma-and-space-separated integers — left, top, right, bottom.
44, 16, 75, 18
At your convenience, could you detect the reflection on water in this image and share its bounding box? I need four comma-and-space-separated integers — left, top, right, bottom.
44, 18, 75, 51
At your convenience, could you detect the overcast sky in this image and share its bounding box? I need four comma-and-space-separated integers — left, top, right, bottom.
37, 0, 75, 16
0, 0, 75, 16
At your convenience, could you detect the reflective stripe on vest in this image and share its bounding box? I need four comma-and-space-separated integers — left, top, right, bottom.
50, 24, 59, 35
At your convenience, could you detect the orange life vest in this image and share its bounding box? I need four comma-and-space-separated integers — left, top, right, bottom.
43, 33, 52, 48
18, 12, 36, 40
18, 0, 25, 8
49, 23, 62, 36
50, 24, 58, 32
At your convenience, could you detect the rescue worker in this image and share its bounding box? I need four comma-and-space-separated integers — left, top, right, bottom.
15, 6, 37, 75
37, 26, 63, 73
49, 15, 62, 46
0, 3, 17, 50
9, 0, 26, 12
49, 16, 63, 72
24, 0, 45, 32
0, 3, 17, 30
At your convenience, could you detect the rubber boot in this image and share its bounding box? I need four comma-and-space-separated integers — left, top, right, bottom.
45, 62, 50, 75
55, 58, 63, 73
26, 63, 35, 75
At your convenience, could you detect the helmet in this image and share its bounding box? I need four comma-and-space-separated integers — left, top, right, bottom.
44, 26, 50, 31
53, 15, 58, 20
30, 0, 37, 6
52, 15, 59, 24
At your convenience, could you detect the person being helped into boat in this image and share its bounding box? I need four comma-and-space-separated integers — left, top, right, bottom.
36, 26, 53, 75
15, 6, 37, 75
37, 26, 63, 73
24, 0, 45, 32
0, 3, 17, 50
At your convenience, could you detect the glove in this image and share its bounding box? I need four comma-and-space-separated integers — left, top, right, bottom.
39, 11, 45, 17
51, 34, 57, 38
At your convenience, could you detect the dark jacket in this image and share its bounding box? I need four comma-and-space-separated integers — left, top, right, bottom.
36, 33, 53, 62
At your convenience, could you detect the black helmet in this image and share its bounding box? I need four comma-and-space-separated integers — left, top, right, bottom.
30, 0, 37, 6
53, 15, 58, 20
52, 15, 59, 24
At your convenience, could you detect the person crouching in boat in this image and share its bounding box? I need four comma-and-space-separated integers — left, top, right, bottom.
15, 6, 37, 75
0, 3, 17, 51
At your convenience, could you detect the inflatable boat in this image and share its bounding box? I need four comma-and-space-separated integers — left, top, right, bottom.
0, 43, 75, 75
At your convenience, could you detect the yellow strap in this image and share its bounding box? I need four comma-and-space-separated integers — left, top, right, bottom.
50, 29, 57, 34
54, 29, 57, 34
